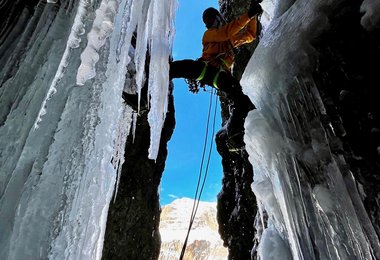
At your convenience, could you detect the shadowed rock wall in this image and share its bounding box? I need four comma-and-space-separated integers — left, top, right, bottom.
215, 1, 259, 258
102, 88, 175, 259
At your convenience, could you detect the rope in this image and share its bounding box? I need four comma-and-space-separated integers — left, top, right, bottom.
178, 11, 261, 259
179, 89, 219, 260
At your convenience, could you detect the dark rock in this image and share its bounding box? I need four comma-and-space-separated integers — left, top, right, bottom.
312, 0, 380, 238
102, 86, 175, 260
214, 2, 259, 258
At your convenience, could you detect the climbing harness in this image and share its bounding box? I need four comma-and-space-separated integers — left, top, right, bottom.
185, 61, 208, 93
215, 51, 233, 71
212, 68, 225, 89
196, 62, 208, 81
184, 59, 224, 92
179, 89, 219, 260
212, 71, 220, 89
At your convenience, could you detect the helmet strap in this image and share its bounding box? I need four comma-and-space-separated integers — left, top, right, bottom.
211, 15, 223, 28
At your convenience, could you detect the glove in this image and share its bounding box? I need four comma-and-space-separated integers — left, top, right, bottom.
248, 1, 263, 18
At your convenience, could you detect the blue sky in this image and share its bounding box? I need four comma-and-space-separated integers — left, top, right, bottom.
160, 0, 221, 205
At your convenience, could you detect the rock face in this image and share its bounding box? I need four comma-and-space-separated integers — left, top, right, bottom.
159, 198, 228, 260
102, 88, 176, 260
214, 1, 259, 259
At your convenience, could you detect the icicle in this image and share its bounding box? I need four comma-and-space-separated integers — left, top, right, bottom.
115, 0, 145, 64
112, 104, 134, 202
257, 201, 266, 232
132, 111, 138, 143
76, 0, 120, 86
115, 0, 133, 62
146, 0, 177, 160
33, 0, 89, 129
134, 0, 151, 112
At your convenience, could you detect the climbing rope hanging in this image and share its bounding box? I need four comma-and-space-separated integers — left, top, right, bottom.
179, 88, 219, 260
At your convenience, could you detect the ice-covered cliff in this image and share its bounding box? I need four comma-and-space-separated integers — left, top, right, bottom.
240, 0, 380, 259
0, 0, 175, 259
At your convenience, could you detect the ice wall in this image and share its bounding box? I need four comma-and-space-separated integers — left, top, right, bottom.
241, 0, 380, 259
0, 0, 176, 259
77, 0, 176, 160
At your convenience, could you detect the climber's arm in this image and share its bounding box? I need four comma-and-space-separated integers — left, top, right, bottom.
229, 16, 258, 47
246, 16, 258, 39
202, 13, 252, 44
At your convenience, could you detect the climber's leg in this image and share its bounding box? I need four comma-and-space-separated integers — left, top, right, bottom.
169, 59, 205, 80
214, 71, 256, 150
216, 72, 255, 110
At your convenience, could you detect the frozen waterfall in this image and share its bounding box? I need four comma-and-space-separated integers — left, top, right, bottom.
0, 0, 176, 259
241, 0, 380, 259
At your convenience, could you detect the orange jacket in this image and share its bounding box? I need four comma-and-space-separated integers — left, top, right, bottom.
201, 13, 257, 71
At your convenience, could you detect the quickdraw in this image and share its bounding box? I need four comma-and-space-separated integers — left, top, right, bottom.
186, 62, 208, 94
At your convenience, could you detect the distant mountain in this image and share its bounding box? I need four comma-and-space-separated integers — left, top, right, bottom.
159, 198, 228, 260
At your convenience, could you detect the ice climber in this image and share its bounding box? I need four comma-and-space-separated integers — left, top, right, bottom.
170, 1, 262, 94
123, 1, 263, 148
169, 1, 263, 148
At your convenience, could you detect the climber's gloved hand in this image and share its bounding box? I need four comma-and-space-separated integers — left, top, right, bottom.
248, 1, 263, 18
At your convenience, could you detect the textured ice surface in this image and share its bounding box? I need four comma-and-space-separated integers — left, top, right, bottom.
242, 0, 380, 259
0, 0, 176, 259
